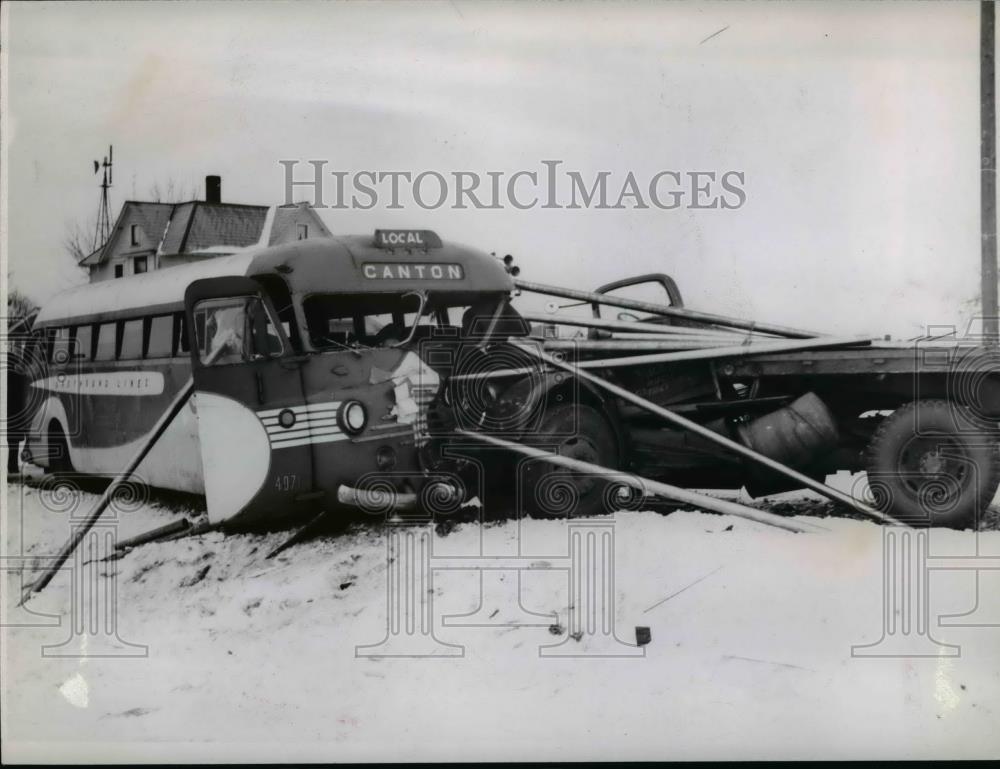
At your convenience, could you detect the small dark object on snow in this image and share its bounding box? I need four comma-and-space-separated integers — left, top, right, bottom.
435, 519, 458, 537
339, 581, 354, 590
548, 623, 564, 636
116, 518, 191, 551
724, 524, 734, 532
266, 509, 331, 559
489, 609, 499, 618
179, 564, 211, 588
570, 630, 584, 642
635, 626, 652, 646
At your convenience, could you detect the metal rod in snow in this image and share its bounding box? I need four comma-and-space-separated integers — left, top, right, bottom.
514, 279, 824, 339
512, 342, 903, 527
20, 378, 196, 604
456, 430, 822, 534
449, 335, 872, 380
519, 312, 754, 339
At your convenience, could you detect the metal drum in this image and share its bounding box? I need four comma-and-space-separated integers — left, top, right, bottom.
735, 392, 840, 496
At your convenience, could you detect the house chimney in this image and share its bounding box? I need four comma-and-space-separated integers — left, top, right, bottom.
206, 175, 221, 204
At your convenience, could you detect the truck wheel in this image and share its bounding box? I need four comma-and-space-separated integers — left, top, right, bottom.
522, 403, 620, 518
865, 399, 1000, 529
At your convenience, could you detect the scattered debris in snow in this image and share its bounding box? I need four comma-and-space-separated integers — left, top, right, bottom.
3, 483, 1000, 761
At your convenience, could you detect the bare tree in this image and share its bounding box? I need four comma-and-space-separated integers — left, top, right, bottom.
6, 282, 38, 334
147, 178, 197, 203
63, 214, 98, 263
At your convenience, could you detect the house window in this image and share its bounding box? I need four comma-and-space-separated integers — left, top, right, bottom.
134, 255, 148, 275
297, 223, 308, 240
130, 224, 139, 246
114, 264, 124, 279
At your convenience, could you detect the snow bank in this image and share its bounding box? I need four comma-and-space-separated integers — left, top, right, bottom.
2, 484, 999, 762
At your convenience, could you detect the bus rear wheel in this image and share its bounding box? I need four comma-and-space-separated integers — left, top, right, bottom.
865, 399, 1000, 529
522, 403, 620, 519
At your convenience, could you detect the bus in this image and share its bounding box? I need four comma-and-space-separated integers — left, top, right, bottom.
25, 231, 523, 527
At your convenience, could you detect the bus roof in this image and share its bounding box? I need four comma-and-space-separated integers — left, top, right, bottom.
35, 252, 257, 327
36, 232, 514, 327
246, 234, 514, 296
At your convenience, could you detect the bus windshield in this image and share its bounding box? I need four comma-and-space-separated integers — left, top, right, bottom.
302, 292, 507, 351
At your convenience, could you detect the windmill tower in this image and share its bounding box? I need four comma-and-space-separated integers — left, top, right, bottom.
92, 145, 113, 253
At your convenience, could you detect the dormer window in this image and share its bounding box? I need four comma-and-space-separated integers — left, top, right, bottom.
297, 223, 308, 240
130, 224, 139, 246
134, 255, 148, 275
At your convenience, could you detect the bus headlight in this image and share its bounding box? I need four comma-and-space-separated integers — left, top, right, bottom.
339, 400, 367, 434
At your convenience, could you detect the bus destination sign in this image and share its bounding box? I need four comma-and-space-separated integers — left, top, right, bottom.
373, 229, 443, 249
362, 263, 465, 281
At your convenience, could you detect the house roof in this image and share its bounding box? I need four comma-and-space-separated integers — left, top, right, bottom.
84, 199, 275, 266
267, 203, 332, 245
159, 201, 268, 255
78, 201, 174, 266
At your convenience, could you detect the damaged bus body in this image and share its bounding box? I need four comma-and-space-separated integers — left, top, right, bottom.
25, 231, 514, 526
24, 231, 1000, 530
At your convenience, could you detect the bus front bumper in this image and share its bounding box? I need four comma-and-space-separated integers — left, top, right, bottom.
336, 481, 460, 514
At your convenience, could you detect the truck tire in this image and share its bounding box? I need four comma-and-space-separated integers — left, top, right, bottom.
522, 403, 620, 518
865, 399, 1000, 529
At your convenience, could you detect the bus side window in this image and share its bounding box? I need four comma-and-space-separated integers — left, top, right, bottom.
120, 319, 144, 360
95, 323, 117, 361
195, 298, 247, 366
72, 325, 93, 361
194, 297, 282, 365
147, 315, 173, 358
50, 327, 71, 365
174, 313, 190, 355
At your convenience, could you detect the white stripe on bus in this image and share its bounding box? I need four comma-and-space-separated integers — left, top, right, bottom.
270, 432, 351, 450
270, 425, 345, 443
263, 414, 340, 429
267, 423, 341, 441
256, 401, 342, 419
261, 413, 341, 429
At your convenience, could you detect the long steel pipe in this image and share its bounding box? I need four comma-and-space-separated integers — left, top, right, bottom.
515, 278, 823, 338
519, 311, 754, 340
543, 339, 772, 352
512, 341, 903, 526
457, 430, 822, 534
449, 335, 871, 381
21, 378, 197, 603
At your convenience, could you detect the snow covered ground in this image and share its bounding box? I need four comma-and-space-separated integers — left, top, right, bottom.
2, 479, 999, 762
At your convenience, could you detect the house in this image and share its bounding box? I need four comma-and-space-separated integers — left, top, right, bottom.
79, 175, 332, 282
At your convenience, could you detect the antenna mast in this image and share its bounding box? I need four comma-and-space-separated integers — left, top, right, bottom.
92, 145, 113, 253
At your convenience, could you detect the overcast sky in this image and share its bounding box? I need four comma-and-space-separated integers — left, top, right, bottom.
1, 0, 988, 337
